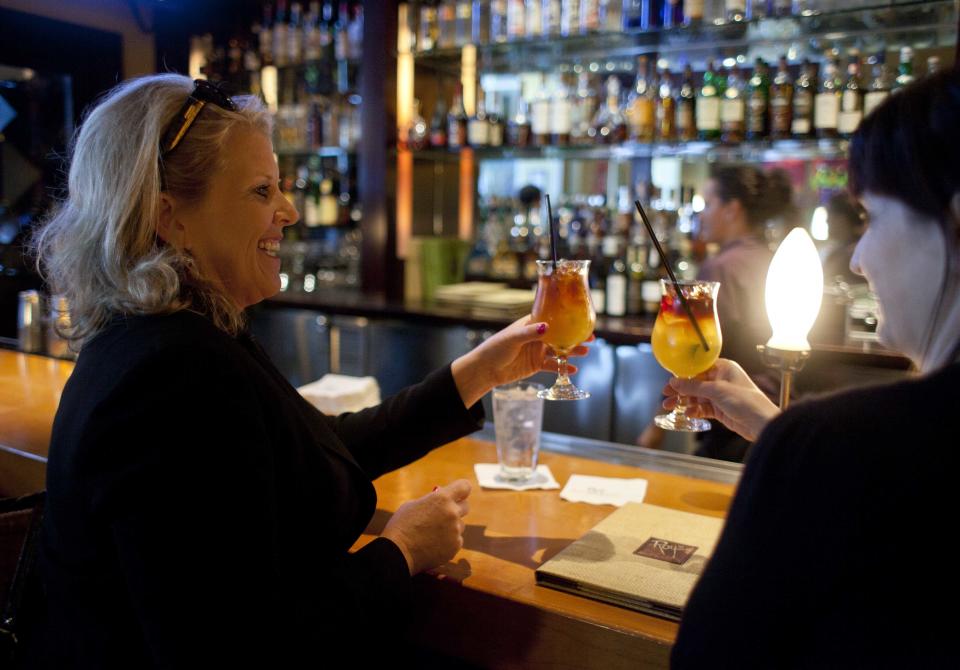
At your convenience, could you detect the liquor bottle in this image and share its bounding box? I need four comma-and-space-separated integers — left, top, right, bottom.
506, 98, 532, 146
260, 3, 275, 67
745, 58, 769, 141
507, 0, 526, 39
438, 0, 456, 49
605, 247, 628, 317
697, 60, 722, 141
429, 97, 448, 147
725, 0, 747, 22
487, 92, 505, 147
656, 67, 676, 142
490, 0, 509, 43
814, 57, 842, 139
419, 0, 439, 51
626, 55, 656, 143
927, 55, 941, 76
455, 0, 473, 46
448, 84, 468, 148
347, 2, 363, 59
593, 75, 627, 143
863, 53, 890, 118
525, 0, 543, 37
570, 71, 598, 145
273, 0, 289, 67
467, 88, 490, 147
837, 54, 864, 139
304, 2, 322, 60
625, 241, 645, 316
893, 47, 914, 92
318, 175, 340, 226
676, 63, 696, 141
550, 76, 573, 146
769, 56, 793, 139
472, 0, 491, 44
720, 65, 745, 145
561, 0, 581, 36
543, 0, 562, 35
684, 0, 704, 25
581, 0, 602, 32
791, 59, 815, 139
531, 80, 552, 146
288, 2, 304, 65
408, 98, 429, 150
662, 0, 683, 28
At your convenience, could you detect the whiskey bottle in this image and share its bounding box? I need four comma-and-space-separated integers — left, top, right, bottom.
745, 58, 769, 141
626, 55, 656, 143
791, 59, 815, 139
769, 56, 793, 139
676, 63, 696, 141
837, 54, 864, 139
814, 57, 842, 139
697, 60, 722, 141
656, 67, 676, 142
720, 65, 745, 145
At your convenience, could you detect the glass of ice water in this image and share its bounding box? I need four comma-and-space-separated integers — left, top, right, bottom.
492, 381, 545, 482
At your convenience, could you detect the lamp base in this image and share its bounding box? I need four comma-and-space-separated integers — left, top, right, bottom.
757, 345, 811, 409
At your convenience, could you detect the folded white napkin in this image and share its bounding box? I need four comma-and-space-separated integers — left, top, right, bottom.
560, 474, 649, 507
298, 374, 381, 415
473, 464, 560, 491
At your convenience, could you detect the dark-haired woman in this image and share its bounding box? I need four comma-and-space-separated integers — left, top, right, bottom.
691, 166, 794, 461
670, 69, 960, 667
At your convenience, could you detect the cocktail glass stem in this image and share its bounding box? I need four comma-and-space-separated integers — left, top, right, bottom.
674, 394, 689, 419
555, 355, 570, 385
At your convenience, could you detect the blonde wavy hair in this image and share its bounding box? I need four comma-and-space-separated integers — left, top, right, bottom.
32, 73, 272, 347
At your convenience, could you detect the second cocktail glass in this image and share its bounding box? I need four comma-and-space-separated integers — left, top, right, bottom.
531, 260, 597, 400
651, 279, 722, 431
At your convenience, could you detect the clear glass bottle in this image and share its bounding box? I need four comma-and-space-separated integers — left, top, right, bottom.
448, 83, 468, 148
550, 75, 573, 145
468, 87, 491, 146
814, 57, 842, 139
837, 54, 863, 138
571, 71, 598, 144
531, 78, 552, 146
862, 52, 890, 118
592, 75, 627, 143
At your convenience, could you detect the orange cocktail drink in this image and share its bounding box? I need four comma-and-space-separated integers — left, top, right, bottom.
651, 279, 722, 431
532, 260, 596, 400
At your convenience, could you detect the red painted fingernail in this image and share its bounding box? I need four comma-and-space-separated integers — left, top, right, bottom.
432, 486, 440, 492
536, 323, 546, 335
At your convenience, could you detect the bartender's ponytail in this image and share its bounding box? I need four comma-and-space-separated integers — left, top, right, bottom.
710, 165, 797, 229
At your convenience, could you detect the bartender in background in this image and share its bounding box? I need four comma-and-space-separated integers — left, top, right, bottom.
642, 165, 795, 462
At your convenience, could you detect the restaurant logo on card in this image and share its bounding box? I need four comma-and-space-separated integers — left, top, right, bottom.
633, 537, 698, 566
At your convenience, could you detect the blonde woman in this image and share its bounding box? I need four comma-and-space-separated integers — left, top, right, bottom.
30, 74, 588, 666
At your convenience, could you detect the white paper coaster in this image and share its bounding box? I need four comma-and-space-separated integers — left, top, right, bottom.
473, 463, 561, 491
559, 474, 649, 506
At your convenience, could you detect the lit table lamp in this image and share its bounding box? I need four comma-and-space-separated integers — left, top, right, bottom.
758, 227, 824, 409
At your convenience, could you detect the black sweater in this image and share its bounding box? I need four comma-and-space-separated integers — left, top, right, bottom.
672, 362, 960, 668
34, 310, 484, 668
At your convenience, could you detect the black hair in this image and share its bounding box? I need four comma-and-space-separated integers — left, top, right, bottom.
825, 192, 865, 243
850, 68, 960, 367
849, 68, 960, 227
709, 165, 795, 229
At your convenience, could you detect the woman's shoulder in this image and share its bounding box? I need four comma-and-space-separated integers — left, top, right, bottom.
749, 364, 959, 474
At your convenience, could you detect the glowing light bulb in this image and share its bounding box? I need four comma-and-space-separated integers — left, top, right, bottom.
765, 227, 824, 351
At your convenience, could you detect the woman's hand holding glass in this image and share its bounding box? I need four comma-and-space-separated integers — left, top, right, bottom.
451, 315, 593, 409
662, 359, 781, 442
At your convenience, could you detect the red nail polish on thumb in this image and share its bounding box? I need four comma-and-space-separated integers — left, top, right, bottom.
536, 323, 547, 335
432, 486, 440, 493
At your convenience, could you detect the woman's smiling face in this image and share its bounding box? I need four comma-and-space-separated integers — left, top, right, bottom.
171, 126, 298, 309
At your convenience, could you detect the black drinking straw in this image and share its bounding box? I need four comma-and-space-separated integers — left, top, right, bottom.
546, 193, 558, 270
634, 199, 710, 352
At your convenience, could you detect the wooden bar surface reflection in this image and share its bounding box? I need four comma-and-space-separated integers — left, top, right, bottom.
355, 437, 736, 669
0, 350, 73, 496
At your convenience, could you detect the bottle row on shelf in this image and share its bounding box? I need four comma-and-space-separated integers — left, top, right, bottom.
406, 45, 930, 151
412, 0, 923, 54
467, 186, 703, 317
258, 0, 363, 69
279, 155, 361, 230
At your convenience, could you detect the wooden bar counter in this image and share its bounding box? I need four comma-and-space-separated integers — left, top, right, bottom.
355, 436, 737, 669
0, 349, 73, 496
1, 347, 740, 667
